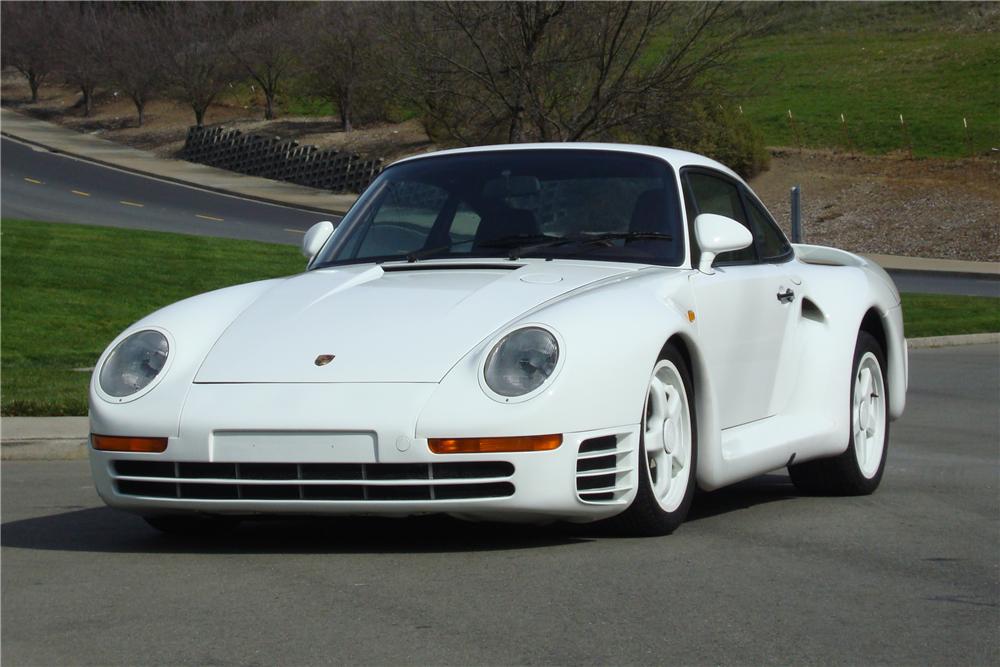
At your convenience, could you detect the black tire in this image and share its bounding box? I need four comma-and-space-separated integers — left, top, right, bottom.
789, 330, 889, 496
610, 345, 698, 537
143, 515, 242, 536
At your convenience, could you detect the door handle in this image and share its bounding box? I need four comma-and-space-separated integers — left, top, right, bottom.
777, 288, 795, 304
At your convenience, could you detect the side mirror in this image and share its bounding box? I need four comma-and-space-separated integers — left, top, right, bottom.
694, 213, 753, 275
301, 220, 335, 262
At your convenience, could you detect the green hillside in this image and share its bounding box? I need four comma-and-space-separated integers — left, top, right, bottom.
727, 29, 999, 157
647, 2, 1000, 158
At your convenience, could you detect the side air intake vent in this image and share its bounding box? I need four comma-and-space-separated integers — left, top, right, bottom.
801, 298, 826, 323
575, 434, 636, 504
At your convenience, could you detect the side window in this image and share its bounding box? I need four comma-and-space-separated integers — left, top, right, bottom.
355, 182, 448, 257
685, 171, 756, 264
449, 201, 482, 242
743, 193, 792, 262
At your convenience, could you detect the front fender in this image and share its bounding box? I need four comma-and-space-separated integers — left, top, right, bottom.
88, 277, 289, 438
416, 270, 696, 438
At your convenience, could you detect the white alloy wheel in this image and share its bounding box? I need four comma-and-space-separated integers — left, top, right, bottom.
788, 329, 889, 496
853, 351, 886, 479
643, 359, 693, 513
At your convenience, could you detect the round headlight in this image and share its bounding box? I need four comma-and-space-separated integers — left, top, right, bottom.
99, 330, 169, 398
484, 327, 559, 397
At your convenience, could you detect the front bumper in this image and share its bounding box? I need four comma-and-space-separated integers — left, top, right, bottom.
89, 383, 640, 524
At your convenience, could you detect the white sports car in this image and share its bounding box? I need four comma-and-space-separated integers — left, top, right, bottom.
89, 144, 907, 536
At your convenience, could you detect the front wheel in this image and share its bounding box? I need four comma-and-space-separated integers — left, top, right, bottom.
611, 346, 698, 536
789, 330, 889, 495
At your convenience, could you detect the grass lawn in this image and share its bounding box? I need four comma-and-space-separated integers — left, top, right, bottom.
1, 220, 302, 416
900, 292, 1000, 338
2, 219, 997, 416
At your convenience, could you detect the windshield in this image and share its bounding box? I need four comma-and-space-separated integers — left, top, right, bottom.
313, 149, 685, 268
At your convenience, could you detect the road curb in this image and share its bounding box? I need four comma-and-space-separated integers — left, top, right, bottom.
2, 439, 88, 461
0, 128, 353, 217
907, 332, 1000, 349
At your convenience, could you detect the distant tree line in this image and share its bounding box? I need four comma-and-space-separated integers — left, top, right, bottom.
1, 1, 770, 176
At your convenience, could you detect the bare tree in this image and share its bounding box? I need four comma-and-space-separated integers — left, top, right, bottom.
305, 2, 389, 132
397, 2, 761, 145
0, 2, 58, 103
227, 4, 303, 121
101, 6, 165, 127
156, 3, 239, 127
51, 3, 111, 118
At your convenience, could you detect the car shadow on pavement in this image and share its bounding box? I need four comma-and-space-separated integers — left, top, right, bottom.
688, 473, 800, 522
1, 506, 608, 554
1, 473, 799, 555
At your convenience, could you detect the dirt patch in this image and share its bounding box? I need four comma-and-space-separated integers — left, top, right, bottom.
3, 71, 997, 262
751, 148, 1000, 262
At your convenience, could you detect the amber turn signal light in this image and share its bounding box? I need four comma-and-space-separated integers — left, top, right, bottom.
428, 434, 562, 454
91, 434, 168, 453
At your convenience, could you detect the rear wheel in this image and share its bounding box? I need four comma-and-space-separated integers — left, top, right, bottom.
612, 346, 697, 536
789, 330, 889, 495
143, 515, 241, 536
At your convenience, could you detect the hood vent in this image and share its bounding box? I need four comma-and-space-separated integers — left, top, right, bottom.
381, 263, 521, 272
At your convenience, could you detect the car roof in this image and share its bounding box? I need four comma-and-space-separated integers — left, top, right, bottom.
391, 142, 747, 186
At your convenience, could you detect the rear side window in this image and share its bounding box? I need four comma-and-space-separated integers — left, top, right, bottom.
743, 193, 792, 262
685, 171, 756, 264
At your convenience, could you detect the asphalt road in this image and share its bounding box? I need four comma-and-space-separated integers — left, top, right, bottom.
2, 344, 997, 666
0, 137, 333, 245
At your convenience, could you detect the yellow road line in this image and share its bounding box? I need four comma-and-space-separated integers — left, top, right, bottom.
119, 200, 144, 207
71, 190, 91, 197
195, 213, 224, 222
284, 228, 306, 234
23, 177, 43, 184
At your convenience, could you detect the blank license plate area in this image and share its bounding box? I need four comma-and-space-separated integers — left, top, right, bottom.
211, 431, 377, 463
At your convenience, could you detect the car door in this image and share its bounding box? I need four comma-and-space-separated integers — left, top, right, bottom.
684, 169, 798, 429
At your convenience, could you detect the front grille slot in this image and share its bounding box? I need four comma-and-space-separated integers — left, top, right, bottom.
365, 464, 429, 480
240, 463, 298, 480
115, 461, 175, 478
179, 462, 236, 479
433, 462, 514, 479
301, 464, 363, 480
113, 460, 516, 502
180, 483, 238, 500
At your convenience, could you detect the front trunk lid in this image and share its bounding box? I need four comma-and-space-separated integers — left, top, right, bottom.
194, 261, 631, 383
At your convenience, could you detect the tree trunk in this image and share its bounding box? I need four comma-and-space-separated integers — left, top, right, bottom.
81, 85, 93, 117
194, 105, 206, 127
135, 100, 146, 127
28, 74, 39, 103
508, 106, 524, 143
339, 90, 353, 132
264, 92, 275, 121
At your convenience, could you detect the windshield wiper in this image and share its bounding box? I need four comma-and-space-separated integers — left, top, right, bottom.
507, 231, 673, 260
405, 234, 556, 262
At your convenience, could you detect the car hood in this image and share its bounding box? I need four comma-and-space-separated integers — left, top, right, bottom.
194, 261, 634, 383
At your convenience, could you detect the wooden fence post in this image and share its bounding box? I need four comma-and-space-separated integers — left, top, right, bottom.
787, 109, 803, 152
899, 114, 913, 159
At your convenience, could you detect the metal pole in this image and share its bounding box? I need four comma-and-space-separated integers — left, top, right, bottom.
790, 185, 802, 243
